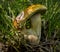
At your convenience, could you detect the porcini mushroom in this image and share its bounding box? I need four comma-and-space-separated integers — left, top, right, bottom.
13, 4, 47, 44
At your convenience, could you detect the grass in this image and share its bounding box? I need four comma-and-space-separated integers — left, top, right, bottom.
0, 0, 60, 52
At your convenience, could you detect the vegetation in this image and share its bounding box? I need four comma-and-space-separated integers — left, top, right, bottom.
0, 0, 60, 52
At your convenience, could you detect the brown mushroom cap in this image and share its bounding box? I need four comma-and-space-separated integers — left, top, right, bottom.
13, 4, 47, 28
20, 4, 47, 22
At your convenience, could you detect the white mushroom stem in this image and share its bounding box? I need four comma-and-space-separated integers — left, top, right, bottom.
28, 35, 38, 43
24, 34, 39, 44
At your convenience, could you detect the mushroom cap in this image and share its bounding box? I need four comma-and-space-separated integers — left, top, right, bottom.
19, 4, 47, 22
13, 4, 47, 28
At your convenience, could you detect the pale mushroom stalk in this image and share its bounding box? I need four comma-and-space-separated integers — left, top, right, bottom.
13, 4, 47, 45
31, 13, 41, 40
